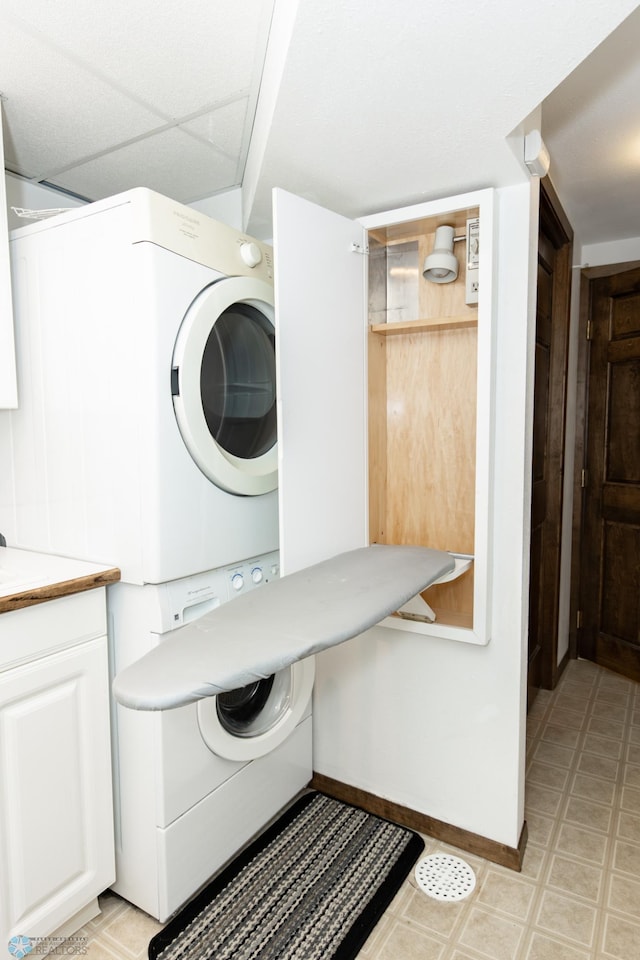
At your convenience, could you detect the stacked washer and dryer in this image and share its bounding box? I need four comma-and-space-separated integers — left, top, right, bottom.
1, 190, 314, 921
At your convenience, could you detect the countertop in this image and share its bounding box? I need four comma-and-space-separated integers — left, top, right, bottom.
0, 546, 120, 614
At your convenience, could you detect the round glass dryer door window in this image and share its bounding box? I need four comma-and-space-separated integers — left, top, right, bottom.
197, 658, 315, 761
172, 276, 277, 496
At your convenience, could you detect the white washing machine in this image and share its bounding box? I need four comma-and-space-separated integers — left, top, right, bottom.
0, 189, 278, 583
108, 550, 315, 922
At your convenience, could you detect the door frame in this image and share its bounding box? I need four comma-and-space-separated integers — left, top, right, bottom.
528, 178, 573, 697
568, 258, 640, 660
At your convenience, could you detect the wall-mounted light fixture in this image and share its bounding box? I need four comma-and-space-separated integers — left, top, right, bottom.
422, 225, 460, 284
524, 129, 551, 178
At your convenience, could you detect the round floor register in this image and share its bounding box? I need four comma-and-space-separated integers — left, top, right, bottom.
414, 853, 476, 902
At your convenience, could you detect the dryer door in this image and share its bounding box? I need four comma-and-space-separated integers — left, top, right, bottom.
196, 658, 315, 761
172, 276, 277, 496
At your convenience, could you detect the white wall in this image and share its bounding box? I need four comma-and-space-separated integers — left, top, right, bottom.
189, 188, 243, 231
581, 236, 640, 267
5, 172, 85, 231
5, 174, 245, 233
312, 182, 537, 849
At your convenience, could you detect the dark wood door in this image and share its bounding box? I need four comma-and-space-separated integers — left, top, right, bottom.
579, 265, 640, 680
528, 182, 572, 706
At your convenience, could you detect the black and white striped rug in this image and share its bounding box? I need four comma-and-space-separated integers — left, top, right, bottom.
148, 792, 424, 960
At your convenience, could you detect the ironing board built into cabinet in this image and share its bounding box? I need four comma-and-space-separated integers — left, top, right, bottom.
112, 545, 459, 711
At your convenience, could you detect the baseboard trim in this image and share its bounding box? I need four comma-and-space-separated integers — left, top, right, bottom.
311, 772, 527, 872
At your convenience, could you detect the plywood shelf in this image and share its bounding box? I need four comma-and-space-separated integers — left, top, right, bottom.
370, 314, 477, 336
389, 608, 474, 630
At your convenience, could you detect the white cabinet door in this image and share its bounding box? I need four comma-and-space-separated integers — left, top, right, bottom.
0, 637, 115, 943
273, 189, 368, 575
0, 100, 17, 408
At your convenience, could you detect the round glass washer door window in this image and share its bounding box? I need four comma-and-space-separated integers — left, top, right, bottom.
197, 658, 315, 761
172, 276, 277, 496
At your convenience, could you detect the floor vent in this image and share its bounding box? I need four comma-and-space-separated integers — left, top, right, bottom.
414, 854, 476, 902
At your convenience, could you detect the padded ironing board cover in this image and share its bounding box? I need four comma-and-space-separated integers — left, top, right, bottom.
112, 544, 455, 711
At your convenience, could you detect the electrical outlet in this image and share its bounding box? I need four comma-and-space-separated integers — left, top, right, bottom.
465, 217, 479, 305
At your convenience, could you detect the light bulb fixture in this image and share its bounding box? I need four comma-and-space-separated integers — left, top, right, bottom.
422, 225, 459, 284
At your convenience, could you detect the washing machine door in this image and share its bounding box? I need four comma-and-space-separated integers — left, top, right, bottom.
196, 658, 315, 761
172, 276, 277, 496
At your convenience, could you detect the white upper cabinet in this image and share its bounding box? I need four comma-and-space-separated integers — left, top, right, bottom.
274, 187, 496, 645
0, 100, 17, 409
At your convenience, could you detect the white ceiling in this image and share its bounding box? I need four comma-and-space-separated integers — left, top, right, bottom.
1, 0, 639, 246
0, 0, 274, 202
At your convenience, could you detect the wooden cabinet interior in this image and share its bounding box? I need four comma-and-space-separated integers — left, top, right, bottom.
367, 205, 479, 629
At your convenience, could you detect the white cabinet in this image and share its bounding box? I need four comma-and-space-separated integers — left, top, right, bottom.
274, 187, 496, 645
0, 590, 115, 945
0, 100, 17, 409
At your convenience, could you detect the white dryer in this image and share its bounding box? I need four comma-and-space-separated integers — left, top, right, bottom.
1, 189, 278, 583
108, 550, 314, 922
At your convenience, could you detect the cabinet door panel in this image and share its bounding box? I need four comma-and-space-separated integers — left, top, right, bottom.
273, 189, 368, 575
0, 638, 114, 940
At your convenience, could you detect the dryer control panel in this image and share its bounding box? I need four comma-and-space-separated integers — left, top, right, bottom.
129, 188, 274, 281
154, 551, 279, 632
226, 551, 280, 596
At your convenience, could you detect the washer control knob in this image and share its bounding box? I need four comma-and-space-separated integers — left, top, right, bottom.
239, 241, 262, 268
231, 572, 244, 591
251, 566, 263, 584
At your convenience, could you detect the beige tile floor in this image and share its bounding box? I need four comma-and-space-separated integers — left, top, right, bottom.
72, 658, 640, 959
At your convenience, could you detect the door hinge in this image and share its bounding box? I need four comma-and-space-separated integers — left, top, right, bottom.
577, 610, 583, 629
581, 468, 588, 488
586, 320, 593, 340
350, 241, 369, 255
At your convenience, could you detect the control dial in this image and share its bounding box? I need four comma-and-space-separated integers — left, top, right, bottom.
231, 572, 244, 591
251, 566, 263, 584
239, 242, 262, 268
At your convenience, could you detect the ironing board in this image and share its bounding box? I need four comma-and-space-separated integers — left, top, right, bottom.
112, 544, 456, 711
